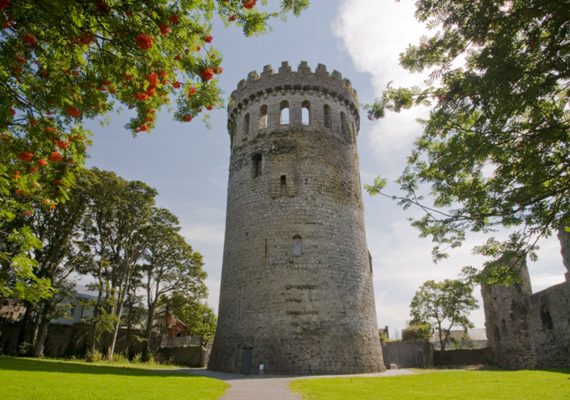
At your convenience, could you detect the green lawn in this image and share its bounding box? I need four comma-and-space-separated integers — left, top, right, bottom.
0, 356, 227, 400
290, 370, 570, 400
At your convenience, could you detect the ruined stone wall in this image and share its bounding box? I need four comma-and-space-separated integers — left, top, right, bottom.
481, 249, 570, 369
208, 62, 383, 375
481, 256, 536, 369
528, 283, 570, 367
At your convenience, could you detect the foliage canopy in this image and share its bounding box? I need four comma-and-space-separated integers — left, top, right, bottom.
365, 0, 569, 278
0, 0, 309, 302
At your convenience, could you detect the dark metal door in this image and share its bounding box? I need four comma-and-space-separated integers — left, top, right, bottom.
240, 348, 253, 375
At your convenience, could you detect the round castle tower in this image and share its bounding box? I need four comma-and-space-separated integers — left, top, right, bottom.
208, 61, 384, 374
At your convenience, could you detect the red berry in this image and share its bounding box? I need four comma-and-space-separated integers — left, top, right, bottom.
65, 106, 81, 118
18, 151, 34, 162
52, 179, 62, 186
206, 105, 213, 111
182, 115, 193, 122
135, 92, 149, 101
146, 87, 156, 97
187, 86, 197, 97
172, 81, 181, 89
137, 124, 149, 132
168, 14, 180, 25
48, 151, 63, 162
56, 140, 68, 150
201, 68, 214, 81
23, 32, 37, 46
147, 72, 159, 87
136, 33, 153, 50
38, 159, 47, 167
215, 66, 223, 74
204, 34, 213, 43
159, 23, 171, 35
228, 15, 237, 22
243, 0, 256, 10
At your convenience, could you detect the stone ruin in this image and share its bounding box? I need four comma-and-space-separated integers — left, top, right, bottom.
481, 229, 570, 368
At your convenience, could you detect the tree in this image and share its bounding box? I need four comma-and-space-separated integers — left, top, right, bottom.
0, 0, 310, 304
366, 0, 569, 281
409, 279, 478, 350
26, 172, 91, 357
401, 322, 432, 342
141, 207, 206, 356
162, 292, 216, 346
76, 168, 157, 360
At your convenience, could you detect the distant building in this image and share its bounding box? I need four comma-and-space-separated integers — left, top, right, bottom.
430, 328, 487, 350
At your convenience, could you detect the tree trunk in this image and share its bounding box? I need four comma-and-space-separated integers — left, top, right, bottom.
107, 296, 126, 361
437, 322, 445, 351
17, 305, 34, 354
559, 227, 570, 274
145, 304, 156, 355
33, 315, 50, 357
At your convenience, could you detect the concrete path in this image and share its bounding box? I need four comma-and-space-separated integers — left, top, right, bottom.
184, 368, 416, 400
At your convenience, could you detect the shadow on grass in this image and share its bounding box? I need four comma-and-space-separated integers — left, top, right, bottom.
0, 356, 211, 379
0, 356, 291, 381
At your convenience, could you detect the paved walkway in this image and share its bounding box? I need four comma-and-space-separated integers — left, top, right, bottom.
184, 368, 416, 400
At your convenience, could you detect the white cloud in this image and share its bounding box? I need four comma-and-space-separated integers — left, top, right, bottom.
333, 0, 428, 92
181, 223, 225, 247
334, 0, 430, 173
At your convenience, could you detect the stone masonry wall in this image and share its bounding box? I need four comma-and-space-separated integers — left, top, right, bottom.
208, 62, 383, 375
481, 247, 570, 369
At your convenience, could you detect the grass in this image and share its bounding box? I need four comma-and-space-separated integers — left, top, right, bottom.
290, 369, 570, 400
0, 356, 228, 400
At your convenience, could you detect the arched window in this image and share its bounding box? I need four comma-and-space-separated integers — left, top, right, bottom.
252, 153, 262, 178
323, 104, 331, 128
280, 175, 287, 196
293, 235, 302, 257
258, 105, 268, 129
244, 113, 250, 136
302, 100, 310, 125
280, 101, 289, 125
340, 112, 348, 138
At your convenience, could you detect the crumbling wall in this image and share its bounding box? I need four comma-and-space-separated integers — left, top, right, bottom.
482, 243, 570, 369
528, 283, 570, 368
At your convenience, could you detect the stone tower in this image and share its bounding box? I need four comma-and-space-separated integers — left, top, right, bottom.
208, 61, 384, 375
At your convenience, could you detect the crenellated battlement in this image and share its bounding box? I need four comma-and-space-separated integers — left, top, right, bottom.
227, 61, 360, 145
231, 61, 357, 104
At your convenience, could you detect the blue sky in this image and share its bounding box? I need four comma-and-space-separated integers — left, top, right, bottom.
84, 0, 566, 337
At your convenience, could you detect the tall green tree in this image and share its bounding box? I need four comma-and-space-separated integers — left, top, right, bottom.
409, 279, 478, 350
162, 291, 216, 346
78, 169, 157, 360
366, 0, 569, 279
27, 173, 91, 357
0, 0, 309, 304
141, 207, 206, 356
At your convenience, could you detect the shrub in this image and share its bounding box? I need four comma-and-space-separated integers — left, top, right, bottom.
402, 323, 432, 342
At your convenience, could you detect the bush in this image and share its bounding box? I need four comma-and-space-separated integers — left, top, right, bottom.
85, 350, 103, 363
402, 323, 432, 342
